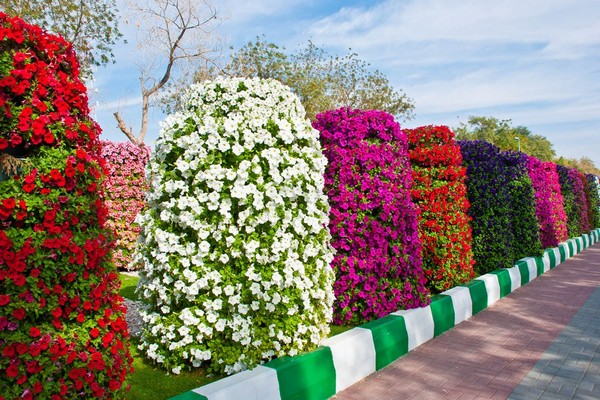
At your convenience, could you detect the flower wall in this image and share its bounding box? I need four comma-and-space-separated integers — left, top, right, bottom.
527, 157, 568, 247
556, 165, 579, 238
502, 151, 543, 260
134, 78, 335, 375
0, 13, 131, 399
457, 141, 515, 274
586, 174, 600, 228
101, 141, 150, 271
572, 169, 591, 234
314, 108, 428, 325
405, 125, 474, 293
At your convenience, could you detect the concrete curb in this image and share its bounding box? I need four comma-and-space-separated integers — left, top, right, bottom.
170, 229, 600, 400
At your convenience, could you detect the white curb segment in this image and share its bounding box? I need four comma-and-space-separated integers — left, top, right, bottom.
193, 365, 280, 400
321, 327, 376, 392
475, 274, 501, 306
443, 286, 473, 324
392, 307, 434, 351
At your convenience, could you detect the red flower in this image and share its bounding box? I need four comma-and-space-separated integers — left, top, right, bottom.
29, 327, 41, 337
13, 308, 25, 320
0, 294, 10, 306
90, 328, 100, 338
6, 364, 19, 378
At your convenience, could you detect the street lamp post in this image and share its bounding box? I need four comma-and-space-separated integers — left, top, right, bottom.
515, 137, 521, 152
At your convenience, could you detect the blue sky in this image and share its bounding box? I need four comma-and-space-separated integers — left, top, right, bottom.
92, 0, 600, 166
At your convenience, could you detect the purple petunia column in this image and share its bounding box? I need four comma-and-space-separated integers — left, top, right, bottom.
313, 108, 429, 325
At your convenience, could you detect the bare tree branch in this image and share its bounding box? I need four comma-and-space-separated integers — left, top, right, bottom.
113, 0, 221, 144
113, 111, 140, 145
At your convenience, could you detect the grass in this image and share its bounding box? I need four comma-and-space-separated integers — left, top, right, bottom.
119, 273, 141, 301
118, 272, 357, 399
125, 339, 218, 400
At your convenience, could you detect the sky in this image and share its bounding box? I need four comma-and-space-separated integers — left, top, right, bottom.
92, 0, 600, 166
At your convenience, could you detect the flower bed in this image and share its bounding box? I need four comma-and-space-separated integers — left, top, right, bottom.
0, 13, 131, 399
101, 141, 150, 271
405, 125, 474, 293
133, 77, 335, 375
314, 108, 428, 325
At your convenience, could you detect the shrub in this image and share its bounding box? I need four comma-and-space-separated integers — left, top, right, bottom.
527, 157, 568, 247
314, 108, 428, 325
0, 13, 132, 399
405, 125, 474, 293
101, 141, 150, 271
133, 77, 335, 375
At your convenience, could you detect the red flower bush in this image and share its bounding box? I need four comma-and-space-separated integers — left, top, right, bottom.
527, 157, 568, 247
314, 108, 429, 325
101, 141, 150, 271
405, 126, 474, 293
0, 13, 132, 399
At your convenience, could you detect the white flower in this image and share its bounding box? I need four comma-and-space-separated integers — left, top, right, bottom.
133, 77, 334, 375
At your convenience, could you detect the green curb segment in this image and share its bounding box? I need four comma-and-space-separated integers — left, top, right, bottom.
361, 315, 408, 371
171, 229, 600, 400
268, 347, 336, 400
463, 279, 488, 315
430, 294, 455, 337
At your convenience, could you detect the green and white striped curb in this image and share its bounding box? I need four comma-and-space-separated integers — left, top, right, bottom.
171, 229, 600, 400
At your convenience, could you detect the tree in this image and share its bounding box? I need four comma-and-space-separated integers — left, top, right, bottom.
455, 116, 556, 161
0, 0, 122, 79
556, 156, 600, 175
113, 0, 222, 145
190, 36, 415, 122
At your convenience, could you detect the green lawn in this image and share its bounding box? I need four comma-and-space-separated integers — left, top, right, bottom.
118, 272, 355, 399
119, 273, 141, 301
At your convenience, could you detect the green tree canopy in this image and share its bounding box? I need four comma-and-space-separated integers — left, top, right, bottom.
556, 156, 600, 175
1, 0, 122, 78
190, 36, 415, 121
455, 116, 556, 161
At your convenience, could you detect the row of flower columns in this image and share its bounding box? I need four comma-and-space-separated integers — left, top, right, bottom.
171, 228, 600, 400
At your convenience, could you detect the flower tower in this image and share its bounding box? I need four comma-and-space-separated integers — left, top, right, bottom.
527, 157, 568, 247
405, 125, 475, 293
314, 108, 428, 325
0, 13, 132, 399
101, 141, 150, 271
134, 77, 335, 375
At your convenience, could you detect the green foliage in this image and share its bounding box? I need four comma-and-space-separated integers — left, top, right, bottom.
209, 36, 415, 121
455, 116, 556, 161
1, 0, 122, 78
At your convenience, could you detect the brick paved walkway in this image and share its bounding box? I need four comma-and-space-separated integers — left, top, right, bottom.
333, 243, 600, 400
508, 286, 600, 399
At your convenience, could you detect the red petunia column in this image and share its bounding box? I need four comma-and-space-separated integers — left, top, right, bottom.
0, 13, 132, 399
